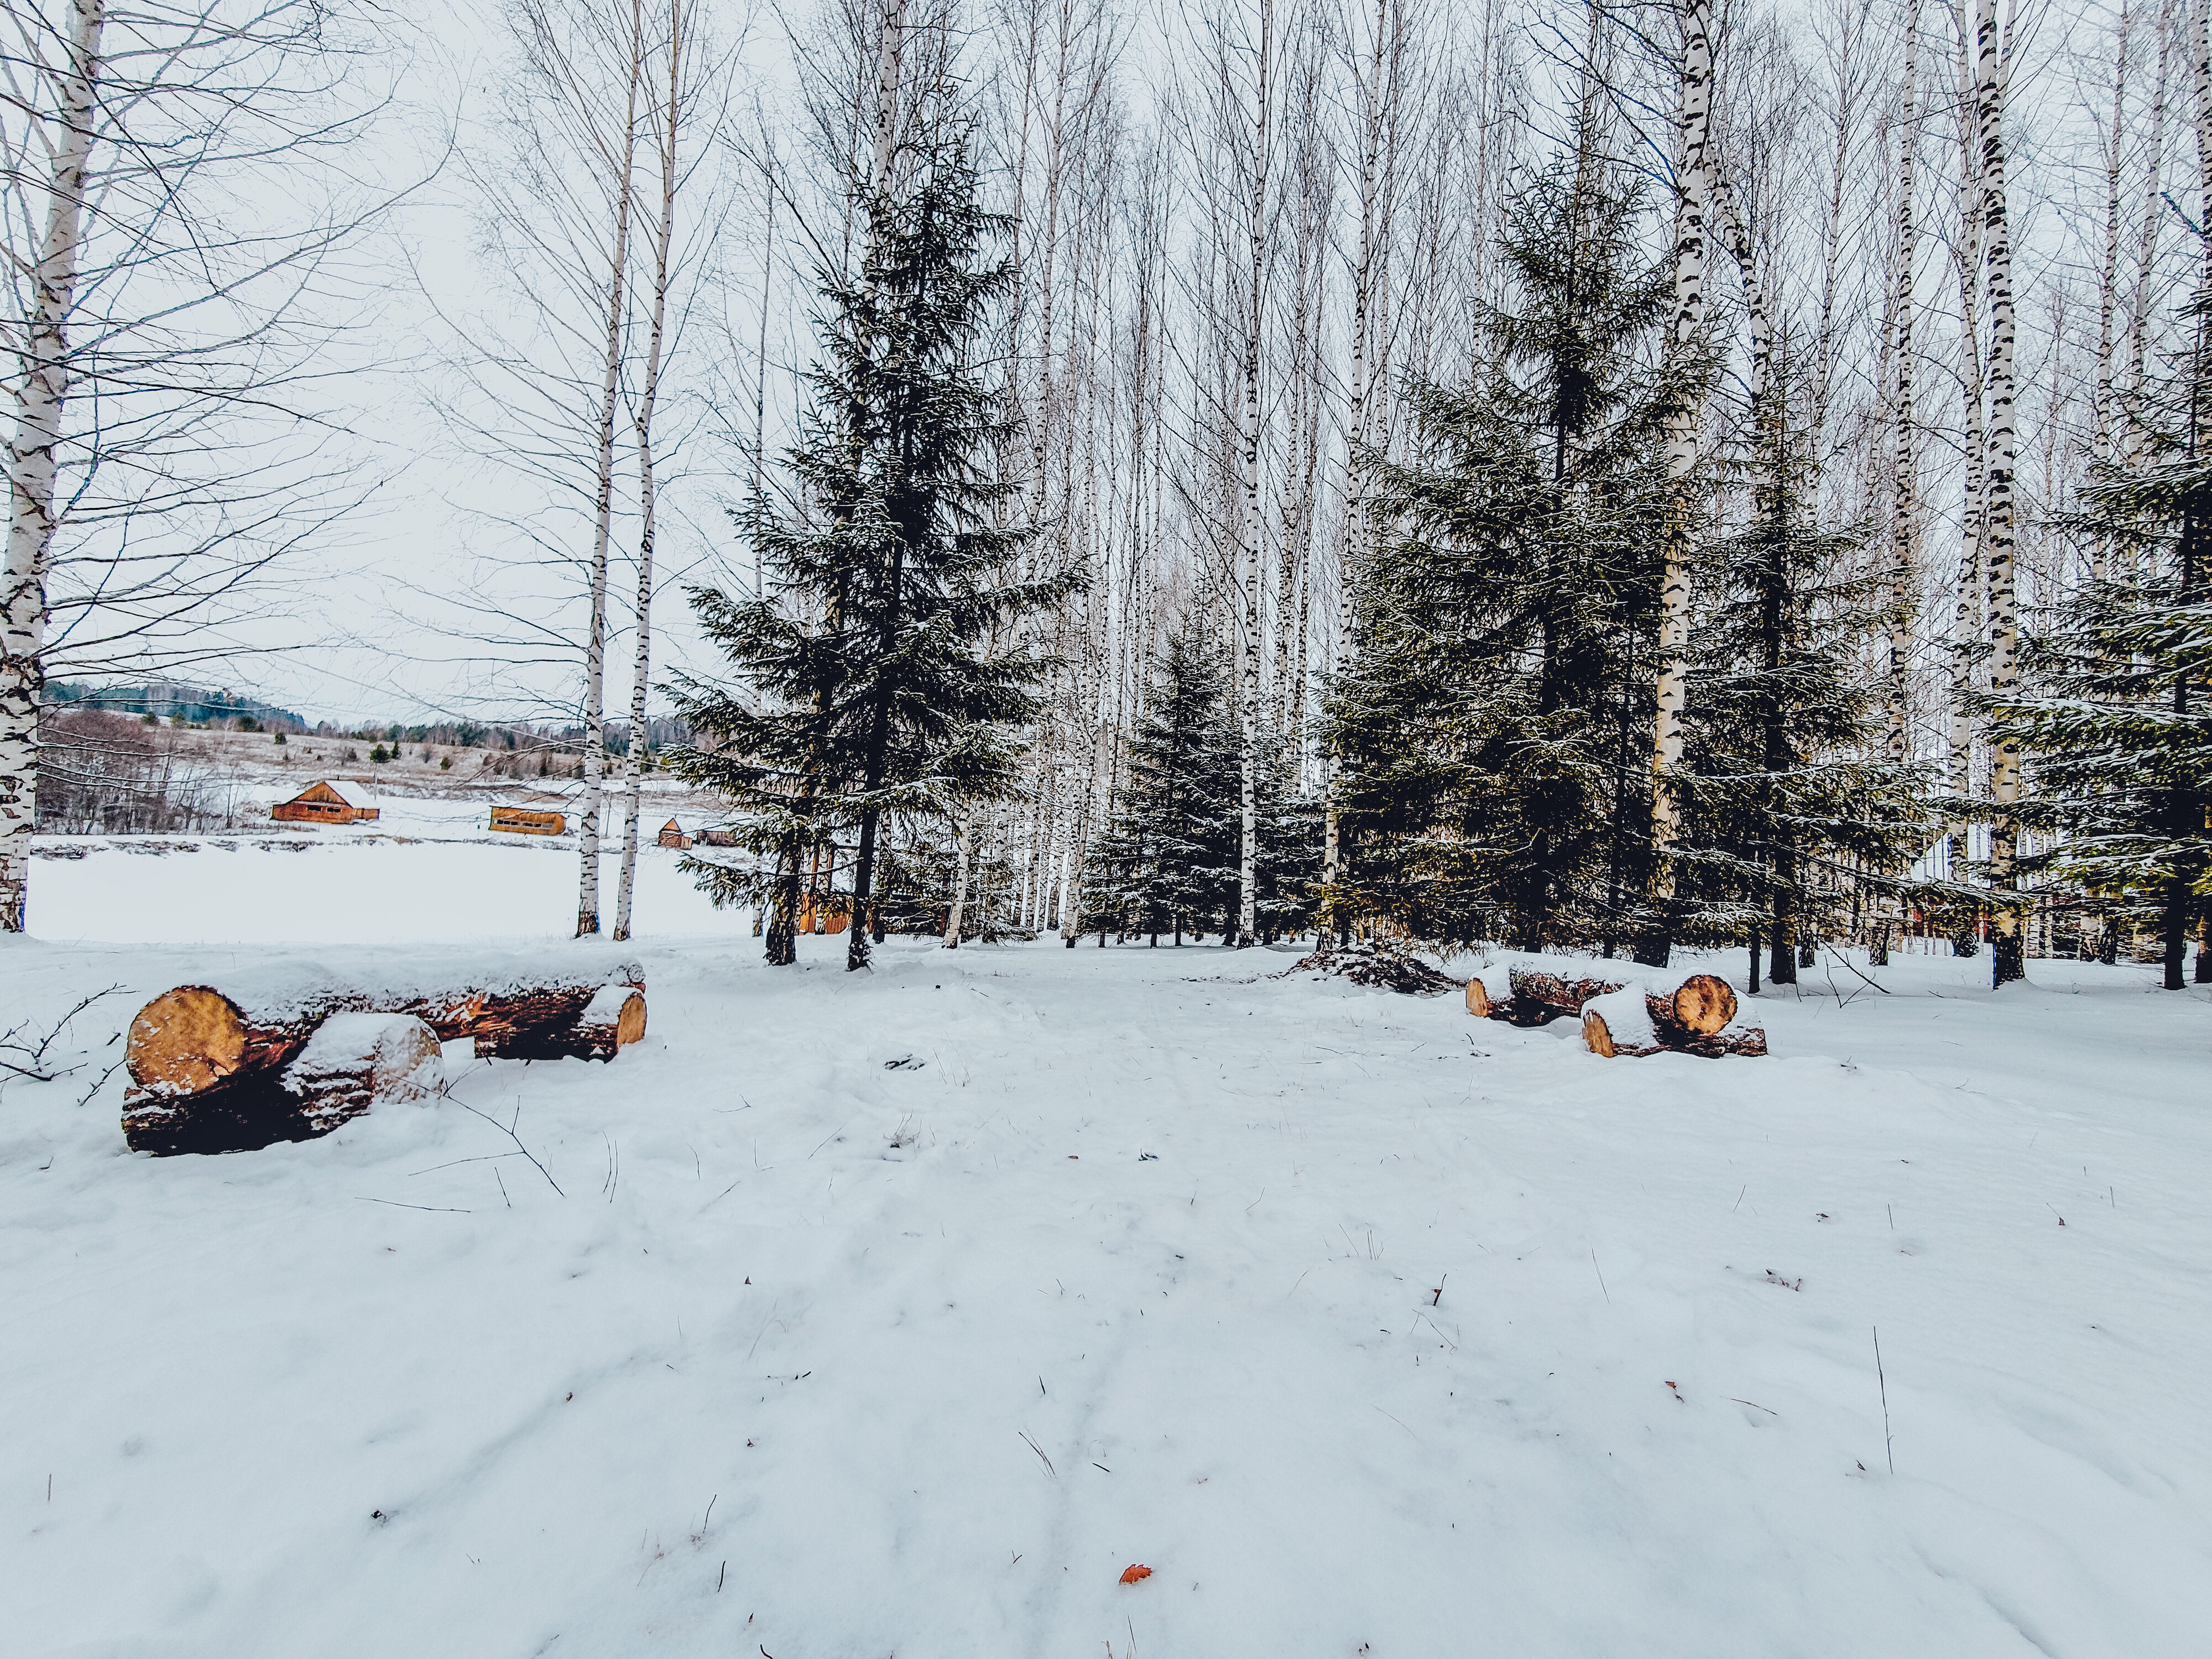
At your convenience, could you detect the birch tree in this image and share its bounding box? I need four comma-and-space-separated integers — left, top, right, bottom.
1972, 0, 2024, 987
1637, 0, 1713, 969
614, 0, 727, 941
1888, 0, 1922, 770
3, 0, 392, 931
1321, 0, 1407, 938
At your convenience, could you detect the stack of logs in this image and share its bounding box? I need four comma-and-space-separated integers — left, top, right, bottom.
1465, 964, 1766, 1057
123, 968, 648, 1156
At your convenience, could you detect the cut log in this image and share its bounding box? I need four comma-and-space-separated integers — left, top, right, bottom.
123, 957, 645, 1154
1665, 1019, 1767, 1059
1584, 976, 1766, 1060
1646, 973, 1737, 1037
473, 983, 649, 1060
524, 984, 647, 1062
1580, 986, 1662, 1057
1464, 972, 1496, 1018
283, 1014, 444, 1133
1503, 966, 1625, 1026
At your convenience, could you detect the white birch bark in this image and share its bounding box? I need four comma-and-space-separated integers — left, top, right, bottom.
1945, 8, 1986, 938
614, 0, 690, 943
1973, 0, 2024, 985
2126, 0, 2180, 479
1642, 0, 1714, 962
1234, 0, 1275, 950
1322, 0, 1397, 927
942, 811, 971, 947
575, 0, 646, 940
2193, 0, 2212, 402
1, 0, 106, 933
2092, 0, 2134, 551
1890, 0, 1922, 761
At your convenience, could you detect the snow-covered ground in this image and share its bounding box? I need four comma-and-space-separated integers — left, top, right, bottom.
4, 854, 2210, 1656
27, 832, 740, 944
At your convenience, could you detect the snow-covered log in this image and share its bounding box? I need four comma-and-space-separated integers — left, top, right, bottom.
1500, 966, 1626, 1026
1582, 974, 1765, 1058
1464, 969, 1503, 1018
282, 1014, 444, 1134
524, 983, 646, 1062
123, 956, 645, 1152
1580, 987, 1662, 1056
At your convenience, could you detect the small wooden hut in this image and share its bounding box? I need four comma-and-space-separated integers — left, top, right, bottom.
272, 780, 379, 825
657, 818, 692, 849
491, 806, 567, 836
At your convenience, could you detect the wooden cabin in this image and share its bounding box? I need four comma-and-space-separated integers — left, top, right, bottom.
491, 806, 566, 836
797, 894, 850, 935
272, 780, 379, 825
657, 818, 692, 849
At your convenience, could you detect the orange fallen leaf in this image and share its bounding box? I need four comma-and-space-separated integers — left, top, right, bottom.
1119, 1564, 1153, 1585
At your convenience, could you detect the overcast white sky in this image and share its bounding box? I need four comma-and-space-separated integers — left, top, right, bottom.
143, 0, 803, 729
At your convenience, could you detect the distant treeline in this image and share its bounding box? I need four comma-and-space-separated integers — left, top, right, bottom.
42, 682, 690, 755
45, 680, 309, 731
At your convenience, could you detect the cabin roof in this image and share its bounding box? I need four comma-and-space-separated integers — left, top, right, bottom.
281, 779, 363, 806
282, 779, 375, 808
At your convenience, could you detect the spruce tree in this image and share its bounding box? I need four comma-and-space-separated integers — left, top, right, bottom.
1679, 341, 1924, 985
1323, 140, 1679, 951
671, 122, 1070, 968
1994, 302, 2212, 989
1082, 627, 1241, 943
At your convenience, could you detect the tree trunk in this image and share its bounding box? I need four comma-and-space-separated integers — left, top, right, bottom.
2, 0, 107, 934
943, 811, 971, 947
1234, 0, 1275, 951
1947, 17, 1987, 959
615, 0, 689, 943
1640, 0, 1714, 970
2127, 0, 2182, 482
1975, 0, 2025, 988
577, 0, 647, 940
2093, 0, 2135, 580
2171, 0, 2212, 988
767, 838, 800, 965
1891, 0, 1922, 756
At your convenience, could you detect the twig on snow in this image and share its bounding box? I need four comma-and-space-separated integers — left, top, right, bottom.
1873, 1325, 1895, 1474
440, 1077, 564, 1197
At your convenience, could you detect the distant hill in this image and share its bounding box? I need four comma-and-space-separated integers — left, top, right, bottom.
44, 681, 309, 732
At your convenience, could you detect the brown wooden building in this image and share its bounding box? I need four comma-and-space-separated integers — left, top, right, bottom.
657, 818, 692, 849
271, 780, 379, 825
491, 806, 566, 836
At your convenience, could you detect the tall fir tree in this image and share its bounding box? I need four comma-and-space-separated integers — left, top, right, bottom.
1995, 300, 2212, 989
1679, 338, 1926, 986
671, 119, 1072, 969
1323, 138, 1681, 951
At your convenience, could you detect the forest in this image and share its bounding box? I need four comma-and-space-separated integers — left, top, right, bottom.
4, 0, 2208, 990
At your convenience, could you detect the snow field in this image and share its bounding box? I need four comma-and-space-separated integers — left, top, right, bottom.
25, 834, 745, 945
3, 869, 2210, 1656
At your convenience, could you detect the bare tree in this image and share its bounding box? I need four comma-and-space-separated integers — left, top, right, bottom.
613, 0, 733, 941
2, 0, 395, 931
